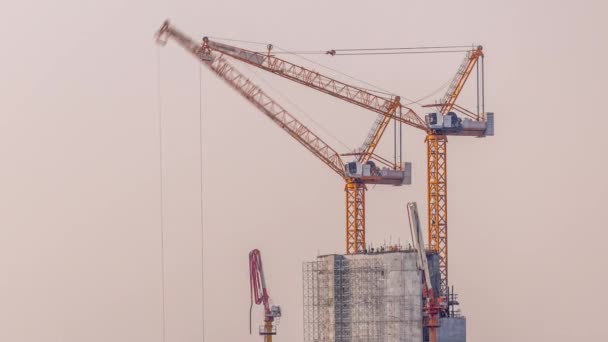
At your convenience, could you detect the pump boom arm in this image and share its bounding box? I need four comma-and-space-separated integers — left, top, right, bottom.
249, 249, 271, 317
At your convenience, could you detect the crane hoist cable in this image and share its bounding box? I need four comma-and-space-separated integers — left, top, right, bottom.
156, 46, 167, 342
330, 50, 471, 56
328, 45, 473, 51
198, 64, 207, 342
156, 49, 209, 342
246, 45, 475, 55
208, 35, 268, 46
403, 79, 452, 106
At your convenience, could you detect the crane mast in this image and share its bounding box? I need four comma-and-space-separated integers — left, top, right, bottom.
425, 46, 487, 296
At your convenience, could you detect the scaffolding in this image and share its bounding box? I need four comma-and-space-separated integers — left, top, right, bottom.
303, 252, 423, 342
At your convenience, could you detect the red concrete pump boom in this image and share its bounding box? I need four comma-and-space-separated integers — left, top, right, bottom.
249, 249, 281, 341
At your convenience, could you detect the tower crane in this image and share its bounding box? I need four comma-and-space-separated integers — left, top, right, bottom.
155, 21, 412, 256
407, 202, 444, 342
155, 21, 494, 299
249, 249, 281, 342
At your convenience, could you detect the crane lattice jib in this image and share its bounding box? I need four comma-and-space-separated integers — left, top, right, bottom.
205, 41, 427, 131
156, 22, 346, 179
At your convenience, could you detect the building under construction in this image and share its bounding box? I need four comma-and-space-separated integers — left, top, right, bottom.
303, 250, 465, 342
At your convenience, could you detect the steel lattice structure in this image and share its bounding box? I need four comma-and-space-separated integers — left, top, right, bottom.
426, 134, 448, 294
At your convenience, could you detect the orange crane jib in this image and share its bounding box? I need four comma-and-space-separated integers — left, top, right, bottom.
156, 21, 494, 298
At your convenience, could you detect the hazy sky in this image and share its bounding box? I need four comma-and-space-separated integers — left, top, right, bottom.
2, 0, 607, 341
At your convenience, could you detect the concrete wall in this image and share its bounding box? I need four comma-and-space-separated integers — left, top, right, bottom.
303, 250, 463, 342
379, 252, 422, 342
304, 251, 423, 342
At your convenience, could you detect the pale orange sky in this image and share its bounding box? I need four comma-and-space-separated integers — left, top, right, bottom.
1, 1, 607, 341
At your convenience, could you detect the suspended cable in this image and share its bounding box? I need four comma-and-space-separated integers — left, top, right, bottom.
481, 55, 485, 115
210, 35, 472, 52
399, 113, 403, 167
476, 55, 480, 115
331, 50, 471, 56
403, 78, 452, 105
393, 113, 397, 167
198, 64, 207, 342
156, 46, 167, 342
264, 50, 331, 55
256, 45, 474, 55
208, 35, 268, 46
330, 45, 473, 52
262, 50, 470, 55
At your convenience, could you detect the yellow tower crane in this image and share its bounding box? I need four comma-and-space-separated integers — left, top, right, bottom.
155, 21, 494, 299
